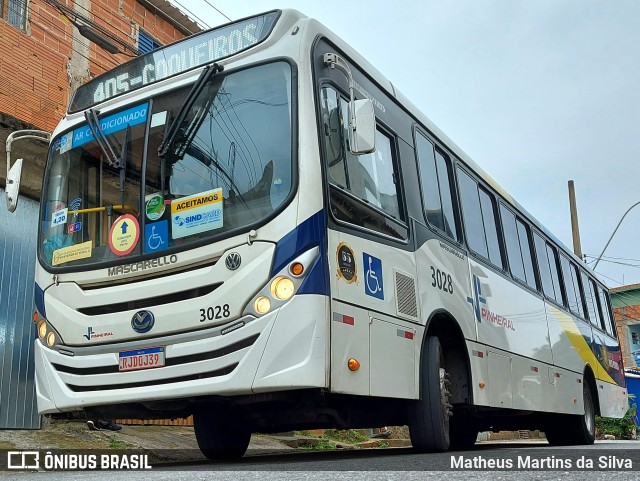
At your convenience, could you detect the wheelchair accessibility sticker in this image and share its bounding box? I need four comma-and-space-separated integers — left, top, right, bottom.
363, 252, 384, 300
145, 220, 168, 253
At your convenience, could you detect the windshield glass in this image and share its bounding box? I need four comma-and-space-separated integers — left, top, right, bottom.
40, 61, 293, 270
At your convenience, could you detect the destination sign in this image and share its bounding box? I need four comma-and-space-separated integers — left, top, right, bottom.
70, 11, 280, 112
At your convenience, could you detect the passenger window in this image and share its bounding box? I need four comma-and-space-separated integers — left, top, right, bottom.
546, 243, 564, 305
501, 205, 537, 290
598, 287, 616, 337
501, 206, 526, 282
587, 278, 604, 329
581, 272, 596, 324
415, 132, 458, 240
560, 255, 584, 318
457, 169, 502, 268
570, 263, 585, 319
534, 232, 555, 299
516, 220, 537, 290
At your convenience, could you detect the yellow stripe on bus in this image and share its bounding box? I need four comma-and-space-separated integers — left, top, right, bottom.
553, 307, 616, 385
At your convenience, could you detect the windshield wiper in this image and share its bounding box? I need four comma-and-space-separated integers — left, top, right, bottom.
85, 108, 121, 169
158, 63, 224, 158
84, 109, 129, 202
118, 125, 130, 207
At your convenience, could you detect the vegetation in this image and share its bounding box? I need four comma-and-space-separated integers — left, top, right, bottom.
596, 404, 637, 440
323, 429, 370, 444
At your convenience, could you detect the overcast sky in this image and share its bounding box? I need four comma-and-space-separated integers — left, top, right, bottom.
169, 0, 640, 289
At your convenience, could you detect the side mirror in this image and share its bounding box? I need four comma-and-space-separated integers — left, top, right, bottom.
6, 158, 23, 213
349, 98, 376, 155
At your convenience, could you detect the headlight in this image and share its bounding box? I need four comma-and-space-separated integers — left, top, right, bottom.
270, 276, 295, 300
243, 246, 319, 317
38, 320, 47, 339
46, 332, 56, 347
254, 296, 271, 314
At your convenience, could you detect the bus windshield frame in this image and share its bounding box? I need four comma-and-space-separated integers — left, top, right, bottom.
39, 60, 296, 272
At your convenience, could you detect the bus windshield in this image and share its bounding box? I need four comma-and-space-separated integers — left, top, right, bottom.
39, 61, 293, 269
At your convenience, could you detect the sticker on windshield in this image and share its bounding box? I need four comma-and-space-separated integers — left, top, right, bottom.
109, 214, 140, 256
145, 193, 165, 220
171, 188, 223, 239
51, 207, 68, 227
71, 103, 148, 150
52, 240, 93, 266
58, 132, 73, 154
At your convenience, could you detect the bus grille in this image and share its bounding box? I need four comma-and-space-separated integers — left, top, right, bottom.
77, 283, 221, 315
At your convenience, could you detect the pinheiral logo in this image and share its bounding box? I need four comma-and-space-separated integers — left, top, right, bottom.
131, 310, 155, 334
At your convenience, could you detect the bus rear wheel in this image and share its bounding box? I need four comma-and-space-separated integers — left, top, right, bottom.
409, 336, 452, 452
193, 408, 251, 460
545, 385, 595, 446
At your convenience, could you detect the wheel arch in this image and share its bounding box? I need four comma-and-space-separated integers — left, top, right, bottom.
583, 365, 601, 416
424, 309, 473, 405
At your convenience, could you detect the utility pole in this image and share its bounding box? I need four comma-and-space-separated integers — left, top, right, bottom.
568, 180, 583, 259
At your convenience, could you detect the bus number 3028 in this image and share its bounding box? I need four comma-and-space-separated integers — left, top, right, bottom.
200, 304, 231, 322
431, 266, 453, 294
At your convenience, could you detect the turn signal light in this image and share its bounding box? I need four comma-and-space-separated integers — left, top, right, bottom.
290, 262, 304, 276
348, 358, 360, 371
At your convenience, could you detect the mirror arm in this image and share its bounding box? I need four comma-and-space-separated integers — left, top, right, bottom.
5, 129, 51, 179
323, 53, 357, 132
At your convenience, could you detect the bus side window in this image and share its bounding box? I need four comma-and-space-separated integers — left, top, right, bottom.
320, 87, 347, 188
545, 241, 565, 306
588, 278, 604, 330
598, 287, 617, 337
559, 254, 584, 318
415, 132, 458, 240
457, 168, 503, 268
581, 271, 597, 325
320, 85, 407, 239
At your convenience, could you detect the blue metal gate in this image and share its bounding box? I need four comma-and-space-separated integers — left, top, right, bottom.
0, 190, 40, 429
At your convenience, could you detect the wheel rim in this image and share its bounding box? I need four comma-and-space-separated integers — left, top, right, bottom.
439, 366, 452, 434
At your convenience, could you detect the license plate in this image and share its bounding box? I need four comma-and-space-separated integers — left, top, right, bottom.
118, 346, 165, 372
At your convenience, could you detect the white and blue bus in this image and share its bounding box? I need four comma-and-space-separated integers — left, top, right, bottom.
6, 9, 627, 458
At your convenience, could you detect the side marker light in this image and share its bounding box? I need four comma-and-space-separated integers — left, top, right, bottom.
348, 358, 360, 371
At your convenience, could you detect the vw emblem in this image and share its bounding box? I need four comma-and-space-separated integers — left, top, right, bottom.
131, 310, 155, 334
225, 252, 242, 270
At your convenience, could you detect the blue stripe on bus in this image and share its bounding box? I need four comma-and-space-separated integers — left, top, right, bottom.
34, 283, 46, 318
271, 210, 329, 296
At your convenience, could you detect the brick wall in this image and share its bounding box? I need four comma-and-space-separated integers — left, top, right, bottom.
0, 0, 196, 192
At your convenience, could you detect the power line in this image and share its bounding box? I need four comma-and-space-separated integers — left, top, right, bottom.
42, 0, 139, 56
24, 4, 121, 71
171, 0, 211, 29
203, 0, 232, 22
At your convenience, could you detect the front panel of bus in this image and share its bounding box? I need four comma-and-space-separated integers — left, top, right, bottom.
32, 11, 331, 415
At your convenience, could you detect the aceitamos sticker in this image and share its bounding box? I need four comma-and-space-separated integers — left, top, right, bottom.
170, 188, 223, 239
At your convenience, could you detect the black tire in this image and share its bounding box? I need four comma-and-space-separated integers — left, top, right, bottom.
409, 336, 451, 452
193, 409, 251, 460
545, 385, 595, 446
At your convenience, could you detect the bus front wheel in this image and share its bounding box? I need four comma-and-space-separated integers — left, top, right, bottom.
193, 409, 251, 460
409, 336, 452, 452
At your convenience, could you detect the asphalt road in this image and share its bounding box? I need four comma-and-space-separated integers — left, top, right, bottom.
4, 441, 640, 480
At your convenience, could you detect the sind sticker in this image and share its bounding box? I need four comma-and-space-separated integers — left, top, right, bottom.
52, 241, 92, 266
171, 188, 223, 239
